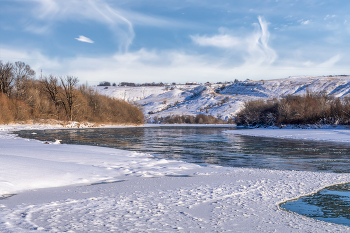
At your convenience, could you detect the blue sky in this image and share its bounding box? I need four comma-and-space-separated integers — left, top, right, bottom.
1, 0, 350, 84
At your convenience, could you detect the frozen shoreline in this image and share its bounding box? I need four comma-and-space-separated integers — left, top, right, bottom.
227, 126, 350, 143
1, 124, 350, 232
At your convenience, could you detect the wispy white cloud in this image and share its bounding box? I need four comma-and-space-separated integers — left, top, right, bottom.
30, 0, 59, 19
253, 16, 277, 65
301, 20, 310, 25
24, 0, 135, 51
75, 35, 94, 44
1, 45, 350, 85
23, 0, 194, 52
24, 24, 51, 34
3, 44, 346, 85
190, 34, 240, 48
191, 16, 277, 66
318, 54, 341, 68
324, 15, 336, 20
56, 51, 349, 84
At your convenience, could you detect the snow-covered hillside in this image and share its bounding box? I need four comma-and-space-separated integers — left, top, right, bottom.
97, 75, 350, 123
221, 76, 350, 98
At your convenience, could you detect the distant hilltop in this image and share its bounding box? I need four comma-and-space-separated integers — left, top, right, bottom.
97, 76, 350, 123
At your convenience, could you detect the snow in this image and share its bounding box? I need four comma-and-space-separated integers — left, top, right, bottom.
226, 126, 350, 143
97, 76, 350, 123
1, 124, 350, 232
97, 84, 245, 122
0, 124, 200, 196
2, 168, 350, 232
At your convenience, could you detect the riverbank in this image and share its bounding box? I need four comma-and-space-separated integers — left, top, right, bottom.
1, 124, 350, 231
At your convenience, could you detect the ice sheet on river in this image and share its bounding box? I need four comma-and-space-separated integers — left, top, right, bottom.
227, 127, 350, 142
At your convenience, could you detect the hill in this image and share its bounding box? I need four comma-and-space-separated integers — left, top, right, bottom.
97, 75, 350, 123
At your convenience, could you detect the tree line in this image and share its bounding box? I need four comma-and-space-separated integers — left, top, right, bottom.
0, 61, 144, 125
153, 114, 234, 124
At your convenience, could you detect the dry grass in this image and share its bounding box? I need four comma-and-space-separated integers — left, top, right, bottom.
0, 80, 144, 125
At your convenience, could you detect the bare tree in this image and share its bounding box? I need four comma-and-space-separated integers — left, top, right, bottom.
0, 61, 14, 96
13, 61, 35, 99
60, 76, 79, 121
42, 75, 62, 119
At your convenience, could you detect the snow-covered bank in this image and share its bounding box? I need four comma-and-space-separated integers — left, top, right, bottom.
227, 127, 350, 143
0, 124, 200, 196
1, 167, 350, 232
1, 124, 350, 231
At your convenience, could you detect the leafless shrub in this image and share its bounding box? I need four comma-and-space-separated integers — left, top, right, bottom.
235, 93, 350, 126
60, 76, 79, 121
235, 99, 278, 126
154, 114, 227, 124
13, 61, 35, 100
0, 61, 14, 96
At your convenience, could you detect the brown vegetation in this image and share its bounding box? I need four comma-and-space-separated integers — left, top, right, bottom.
235, 93, 350, 126
0, 61, 144, 125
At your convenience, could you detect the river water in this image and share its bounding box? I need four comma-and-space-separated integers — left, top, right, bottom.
12, 126, 350, 226
12, 126, 350, 172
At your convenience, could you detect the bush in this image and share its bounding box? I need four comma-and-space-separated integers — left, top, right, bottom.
0, 94, 14, 124
153, 114, 229, 124
0, 61, 144, 125
235, 93, 350, 126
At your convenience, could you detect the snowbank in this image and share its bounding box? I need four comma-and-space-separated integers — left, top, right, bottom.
0, 124, 200, 196
226, 126, 350, 143
1, 124, 350, 231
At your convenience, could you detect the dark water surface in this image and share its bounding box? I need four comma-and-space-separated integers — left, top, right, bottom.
12, 126, 350, 226
12, 126, 350, 173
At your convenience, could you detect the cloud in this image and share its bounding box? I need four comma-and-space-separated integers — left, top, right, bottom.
2, 45, 348, 85
23, 0, 194, 51
318, 54, 341, 67
324, 15, 336, 20
190, 34, 240, 48
249, 16, 277, 65
75, 35, 94, 44
190, 16, 277, 66
25, 0, 135, 51
301, 20, 310, 25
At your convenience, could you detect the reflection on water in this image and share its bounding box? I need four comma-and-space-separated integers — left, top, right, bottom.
12, 126, 350, 173
281, 183, 350, 227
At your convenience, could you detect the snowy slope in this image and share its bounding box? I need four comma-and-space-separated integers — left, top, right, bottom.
221, 76, 350, 98
97, 76, 350, 123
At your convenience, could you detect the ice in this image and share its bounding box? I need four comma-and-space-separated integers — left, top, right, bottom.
226, 126, 350, 143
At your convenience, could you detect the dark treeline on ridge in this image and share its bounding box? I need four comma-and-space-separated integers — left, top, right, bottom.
0, 61, 144, 125
235, 93, 350, 127
153, 114, 235, 124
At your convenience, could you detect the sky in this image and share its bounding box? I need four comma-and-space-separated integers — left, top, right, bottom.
1, 0, 350, 85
